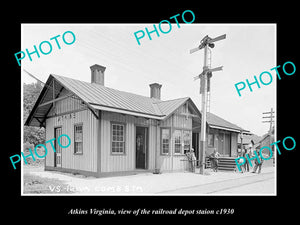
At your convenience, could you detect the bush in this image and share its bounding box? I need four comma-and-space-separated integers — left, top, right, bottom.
23, 82, 45, 145
23, 142, 45, 167
23, 126, 45, 145
24, 142, 34, 151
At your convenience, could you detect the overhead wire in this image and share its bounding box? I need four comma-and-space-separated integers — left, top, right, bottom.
90, 28, 197, 77
24, 26, 202, 102
76, 28, 199, 98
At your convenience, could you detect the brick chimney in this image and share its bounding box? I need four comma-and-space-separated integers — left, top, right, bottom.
149, 83, 162, 100
90, 64, 106, 85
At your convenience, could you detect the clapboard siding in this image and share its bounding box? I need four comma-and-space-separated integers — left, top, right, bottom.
173, 155, 189, 171
45, 124, 54, 168
158, 153, 188, 172
45, 89, 98, 172
159, 156, 171, 171
47, 88, 87, 117
100, 111, 157, 173
158, 103, 193, 172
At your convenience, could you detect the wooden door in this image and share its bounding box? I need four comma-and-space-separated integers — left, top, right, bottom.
54, 127, 62, 167
136, 127, 148, 169
224, 133, 231, 157
218, 133, 224, 155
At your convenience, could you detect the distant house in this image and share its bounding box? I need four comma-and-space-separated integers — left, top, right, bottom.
259, 127, 274, 147
257, 126, 275, 157
25, 64, 247, 177
237, 133, 261, 150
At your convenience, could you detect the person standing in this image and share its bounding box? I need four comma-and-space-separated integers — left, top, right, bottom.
248, 140, 255, 170
186, 148, 196, 172
237, 147, 245, 173
252, 149, 263, 174
190, 148, 196, 172
242, 147, 250, 172
210, 149, 221, 172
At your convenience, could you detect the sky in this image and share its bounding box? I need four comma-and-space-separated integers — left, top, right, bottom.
21, 23, 276, 136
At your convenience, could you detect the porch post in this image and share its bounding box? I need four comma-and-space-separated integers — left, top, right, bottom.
154, 120, 160, 173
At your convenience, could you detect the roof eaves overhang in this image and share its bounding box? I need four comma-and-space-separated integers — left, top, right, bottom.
160, 97, 202, 122
51, 75, 99, 120
90, 103, 165, 120
25, 75, 100, 127
24, 75, 54, 127
209, 124, 250, 133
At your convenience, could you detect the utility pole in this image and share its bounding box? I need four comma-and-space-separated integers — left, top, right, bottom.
262, 108, 275, 166
190, 34, 226, 174
262, 108, 275, 134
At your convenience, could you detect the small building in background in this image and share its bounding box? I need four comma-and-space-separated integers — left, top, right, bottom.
257, 127, 275, 167
237, 133, 261, 151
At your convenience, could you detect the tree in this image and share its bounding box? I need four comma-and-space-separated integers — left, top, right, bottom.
23, 82, 45, 145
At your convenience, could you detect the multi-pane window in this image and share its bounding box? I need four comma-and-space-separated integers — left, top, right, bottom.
111, 123, 125, 154
74, 124, 83, 154
174, 130, 182, 154
183, 130, 191, 153
161, 128, 170, 155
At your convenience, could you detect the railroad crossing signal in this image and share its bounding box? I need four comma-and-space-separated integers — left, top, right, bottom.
190, 34, 226, 175
190, 34, 226, 54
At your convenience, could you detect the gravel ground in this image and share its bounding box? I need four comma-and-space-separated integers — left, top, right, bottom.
22, 165, 275, 195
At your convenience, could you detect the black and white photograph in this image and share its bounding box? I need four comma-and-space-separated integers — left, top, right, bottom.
20, 23, 276, 195
5, 4, 298, 220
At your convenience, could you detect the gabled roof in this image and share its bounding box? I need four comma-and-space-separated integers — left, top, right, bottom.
154, 97, 190, 117
206, 112, 248, 133
53, 74, 164, 118
25, 74, 198, 126
25, 74, 248, 134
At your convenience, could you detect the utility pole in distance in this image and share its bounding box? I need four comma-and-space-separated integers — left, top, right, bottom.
262, 107, 275, 133
190, 34, 226, 174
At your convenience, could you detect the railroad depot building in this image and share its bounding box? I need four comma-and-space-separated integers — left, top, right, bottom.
25, 64, 247, 177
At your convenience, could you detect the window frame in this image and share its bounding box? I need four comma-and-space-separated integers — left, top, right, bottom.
111, 122, 126, 155
174, 129, 183, 155
161, 128, 171, 155
183, 130, 191, 153
74, 123, 83, 155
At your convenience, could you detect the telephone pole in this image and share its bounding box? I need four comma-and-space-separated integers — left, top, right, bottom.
262, 108, 275, 133
190, 34, 226, 174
